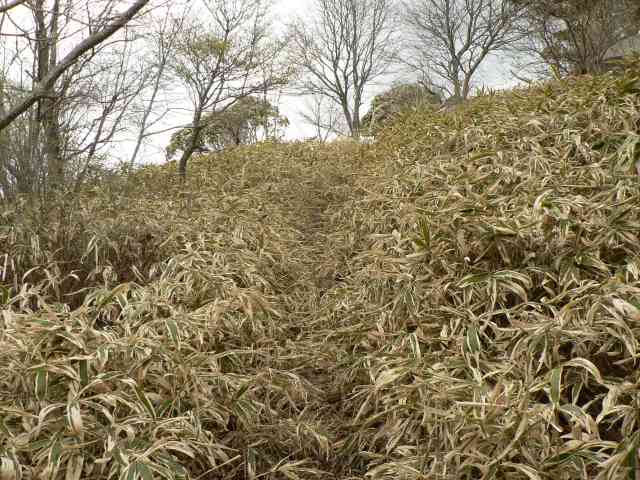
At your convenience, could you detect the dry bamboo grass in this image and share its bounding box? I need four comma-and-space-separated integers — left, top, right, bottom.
2, 61, 640, 479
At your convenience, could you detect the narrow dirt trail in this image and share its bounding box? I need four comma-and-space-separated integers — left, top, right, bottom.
273, 165, 364, 476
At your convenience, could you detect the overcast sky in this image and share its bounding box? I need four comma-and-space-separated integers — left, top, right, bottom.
121, 0, 318, 164
123, 0, 518, 165
270, 0, 516, 138
0, 0, 519, 166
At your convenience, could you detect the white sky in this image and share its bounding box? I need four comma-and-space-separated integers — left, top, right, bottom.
0, 0, 518, 166
271, 0, 517, 139
123, 0, 320, 164
128, 0, 518, 165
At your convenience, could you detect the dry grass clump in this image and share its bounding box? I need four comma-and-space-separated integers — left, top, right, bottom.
0, 141, 368, 480
322, 65, 640, 479
2, 64, 640, 479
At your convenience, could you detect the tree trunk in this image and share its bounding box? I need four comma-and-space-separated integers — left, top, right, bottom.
43, 98, 62, 188
341, 101, 355, 137
34, 0, 64, 191
352, 93, 361, 138
352, 108, 361, 138
0, 0, 150, 133
129, 65, 164, 168
452, 76, 463, 100
462, 76, 471, 100
177, 109, 204, 179
177, 132, 200, 179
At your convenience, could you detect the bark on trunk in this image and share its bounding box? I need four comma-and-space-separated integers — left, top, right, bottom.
178, 110, 204, 179
352, 100, 361, 138
34, 0, 64, 190
0, 0, 150, 132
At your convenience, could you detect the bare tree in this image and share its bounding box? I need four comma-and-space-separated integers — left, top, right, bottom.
509, 0, 640, 77
128, 5, 189, 168
0, 0, 150, 198
66, 28, 150, 189
168, 0, 287, 178
299, 94, 347, 142
402, 0, 524, 100
33, 0, 69, 188
288, 0, 397, 138
0, 0, 149, 132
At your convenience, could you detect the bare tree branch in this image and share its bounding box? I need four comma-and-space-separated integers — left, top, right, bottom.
299, 93, 347, 142
0, 0, 27, 14
402, 0, 524, 99
509, 0, 640, 76
0, 0, 149, 132
129, 5, 189, 167
288, 0, 397, 137
168, 0, 287, 178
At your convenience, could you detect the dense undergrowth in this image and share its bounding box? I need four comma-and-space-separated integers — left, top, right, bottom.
2, 63, 640, 479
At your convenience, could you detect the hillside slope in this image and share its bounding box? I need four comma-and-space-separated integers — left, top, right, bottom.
2, 66, 640, 479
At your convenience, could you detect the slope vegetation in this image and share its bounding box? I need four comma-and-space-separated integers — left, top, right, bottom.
2, 65, 640, 479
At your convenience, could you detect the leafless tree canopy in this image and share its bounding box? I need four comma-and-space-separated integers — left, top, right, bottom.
2, 0, 638, 197
0, 0, 150, 198
288, 0, 397, 137
510, 0, 640, 76
0, 0, 289, 190
402, 0, 524, 99
0, 0, 149, 133
168, 0, 287, 177
128, 6, 189, 168
299, 94, 348, 142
